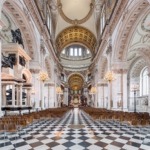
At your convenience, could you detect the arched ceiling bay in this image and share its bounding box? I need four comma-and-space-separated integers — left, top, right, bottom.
68, 74, 84, 90
56, 26, 96, 55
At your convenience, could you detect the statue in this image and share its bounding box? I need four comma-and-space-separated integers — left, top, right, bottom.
19, 56, 26, 66
1, 53, 16, 69
11, 28, 24, 48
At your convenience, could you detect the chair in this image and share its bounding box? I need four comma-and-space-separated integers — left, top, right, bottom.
6, 123, 19, 147
0, 124, 7, 146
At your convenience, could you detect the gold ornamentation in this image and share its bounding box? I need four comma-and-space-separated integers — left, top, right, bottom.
68, 74, 84, 90
56, 26, 96, 54
89, 86, 97, 94
104, 71, 116, 82
39, 71, 49, 82
56, 86, 63, 94
57, 0, 94, 25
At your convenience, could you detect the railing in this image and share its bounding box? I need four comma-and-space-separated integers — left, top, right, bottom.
128, 96, 149, 112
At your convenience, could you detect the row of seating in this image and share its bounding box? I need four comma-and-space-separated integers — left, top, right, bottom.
82, 107, 150, 127
0, 107, 70, 145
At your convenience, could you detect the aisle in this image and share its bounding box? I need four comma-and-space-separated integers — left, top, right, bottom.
0, 108, 150, 150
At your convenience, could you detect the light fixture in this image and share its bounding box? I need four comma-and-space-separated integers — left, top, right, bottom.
104, 71, 116, 82
56, 86, 63, 94
39, 71, 49, 82
130, 83, 139, 113
89, 86, 97, 94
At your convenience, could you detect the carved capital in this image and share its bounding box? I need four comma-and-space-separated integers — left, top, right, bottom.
112, 69, 128, 74
30, 69, 40, 74
97, 83, 108, 87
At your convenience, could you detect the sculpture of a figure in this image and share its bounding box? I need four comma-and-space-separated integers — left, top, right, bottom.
11, 28, 24, 48
1, 53, 16, 69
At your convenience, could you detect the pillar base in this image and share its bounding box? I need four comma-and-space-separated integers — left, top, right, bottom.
0, 111, 4, 117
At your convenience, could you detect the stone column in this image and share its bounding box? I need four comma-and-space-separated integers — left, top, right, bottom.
12, 84, 15, 107
49, 84, 55, 108
97, 83, 107, 108
2, 84, 6, 106
64, 88, 68, 106
0, 0, 6, 116
106, 46, 113, 110
97, 85, 101, 107
48, 84, 50, 108
148, 73, 150, 107
16, 85, 19, 106
19, 85, 23, 106
27, 88, 31, 106
40, 81, 45, 109
113, 68, 128, 111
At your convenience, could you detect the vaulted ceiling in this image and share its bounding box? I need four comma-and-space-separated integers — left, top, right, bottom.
56, 26, 96, 55
68, 74, 84, 90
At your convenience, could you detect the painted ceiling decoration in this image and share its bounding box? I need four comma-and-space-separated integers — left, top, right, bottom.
141, 13, 150, 32
68, 74, 84, 91
56, 26, 96, 55
57, 0, 94, 25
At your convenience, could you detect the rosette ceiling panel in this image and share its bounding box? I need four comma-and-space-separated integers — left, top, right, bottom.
56, 26, 96, 55
68, 74, 84, 91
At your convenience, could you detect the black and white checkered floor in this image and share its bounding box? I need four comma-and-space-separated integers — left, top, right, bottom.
0, 108, 150, 150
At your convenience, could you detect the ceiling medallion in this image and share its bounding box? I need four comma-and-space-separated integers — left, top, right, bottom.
57, 0, 94, 25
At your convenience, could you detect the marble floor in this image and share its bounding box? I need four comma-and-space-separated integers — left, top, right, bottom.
0, 108, 150, 150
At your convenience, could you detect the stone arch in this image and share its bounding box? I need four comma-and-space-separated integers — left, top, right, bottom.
56, 26, 96, 55
129, 45, 150, 66
2, 0, 39, 60
128, 58, 147, 79
22, 68, 32, 83
68, 73, 84, 91
112, 0, 149, 62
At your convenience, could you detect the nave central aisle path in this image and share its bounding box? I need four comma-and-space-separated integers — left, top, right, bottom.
0, 108, 150, 150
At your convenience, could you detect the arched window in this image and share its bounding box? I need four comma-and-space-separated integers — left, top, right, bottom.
140, 67, 149, 96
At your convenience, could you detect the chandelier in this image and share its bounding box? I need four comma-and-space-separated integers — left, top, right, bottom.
104, 71, 116, 82
56, 86, 63, 94
39, 71, 49, 82
89, 86, 97, 94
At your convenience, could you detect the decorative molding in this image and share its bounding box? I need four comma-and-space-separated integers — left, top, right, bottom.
30, 69, 40, 74
141, 13, 150, 32
112, 69, 128, 74
97, 83, 107, 86
57, 0, 94, 25
115, 1, 148, 61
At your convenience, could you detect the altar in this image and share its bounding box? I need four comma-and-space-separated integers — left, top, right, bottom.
70, 96, 81, 107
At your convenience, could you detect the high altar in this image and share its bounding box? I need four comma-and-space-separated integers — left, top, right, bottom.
70, 95, 81, 107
